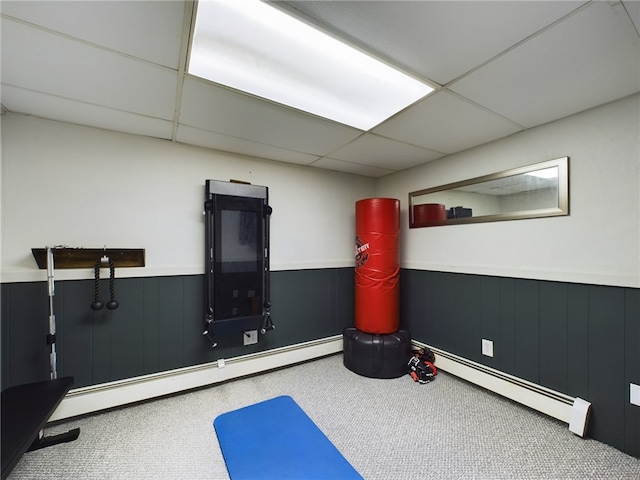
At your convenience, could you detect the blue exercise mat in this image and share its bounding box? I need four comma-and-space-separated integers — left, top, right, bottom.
214, 395, 363, 480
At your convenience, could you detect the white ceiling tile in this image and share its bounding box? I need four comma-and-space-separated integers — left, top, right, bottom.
449, 1, 640, 128
1, 85, 175, 139
310, 157, 395, 178
1, 17, 178, 120
327, 133, 444, 171
2, 0, 635, 178
373, 91, 523, 154
176, 124, 320, 166
281, 1, 587, 85
179, 76, 363, 156
0, 0, 184, 68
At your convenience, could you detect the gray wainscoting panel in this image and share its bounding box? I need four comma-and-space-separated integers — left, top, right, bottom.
1, 282, 48, 386
400, 269, 639, 458
61, 280, 93, 387
498, 277, 517, 375
539, 281, 568, 394
624, 288, 640, 458
109, 277, 145, 381
567, 283, 589, 399
266, 268, 354, 348
513, 279, 540, 383
588, 285, 626, 451
480, 276, 501, 369
157, 276, 186, 373
3, 268, 637, 457
1, 268, 355, 391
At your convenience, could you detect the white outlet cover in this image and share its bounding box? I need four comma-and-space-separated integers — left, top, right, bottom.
482, 339, 494, 357
631, 383, 640, 406
243, 330, 258, 346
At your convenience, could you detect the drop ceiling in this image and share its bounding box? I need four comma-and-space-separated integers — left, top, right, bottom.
1, 1, 639, 178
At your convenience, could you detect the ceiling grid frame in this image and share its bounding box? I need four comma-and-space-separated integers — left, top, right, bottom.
0, 0, 638, 177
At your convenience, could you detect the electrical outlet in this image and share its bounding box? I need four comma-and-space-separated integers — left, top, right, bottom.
243, 330, 258, 346
482, 339, 494, 357
631, 383, 640, 406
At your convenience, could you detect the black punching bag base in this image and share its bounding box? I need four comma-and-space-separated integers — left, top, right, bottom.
343, 327, 411, 379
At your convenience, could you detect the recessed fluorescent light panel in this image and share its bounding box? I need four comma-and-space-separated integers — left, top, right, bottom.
188, 0, 434, 131
527, 167, 558, 179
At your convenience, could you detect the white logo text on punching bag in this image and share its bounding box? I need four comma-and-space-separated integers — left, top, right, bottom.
355, 236, 369, 268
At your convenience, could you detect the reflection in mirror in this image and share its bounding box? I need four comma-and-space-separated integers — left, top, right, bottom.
409, 157, 569, 227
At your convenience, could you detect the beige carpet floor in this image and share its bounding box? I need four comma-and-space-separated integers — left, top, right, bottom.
8, 353, 640, 479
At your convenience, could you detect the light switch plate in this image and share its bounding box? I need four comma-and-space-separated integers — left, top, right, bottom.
482, 339, 494, 357
631, 383, 640, 406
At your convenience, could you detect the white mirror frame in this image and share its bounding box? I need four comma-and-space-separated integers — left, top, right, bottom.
409, 157, 569, 228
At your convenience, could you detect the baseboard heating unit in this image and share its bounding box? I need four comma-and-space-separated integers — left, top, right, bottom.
49, 335, 343, 422
413, 341, 577, 425
49, 335, 587, 435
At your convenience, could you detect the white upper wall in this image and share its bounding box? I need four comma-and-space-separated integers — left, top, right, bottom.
0, 114, 375, 282
377, 93, 640, 288
2, 94, 638, 287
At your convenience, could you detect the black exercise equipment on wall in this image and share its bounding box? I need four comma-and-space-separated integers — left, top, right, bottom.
40, 247, 80, 446
1, 247, 80, 480
203, 180, 274, 347
35, 248, 80, 443
90, 255, 119, 311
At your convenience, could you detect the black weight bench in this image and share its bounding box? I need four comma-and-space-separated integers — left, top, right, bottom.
1, 377, 79, 480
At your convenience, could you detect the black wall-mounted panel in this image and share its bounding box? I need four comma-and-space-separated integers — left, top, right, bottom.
204, 180, 271, 343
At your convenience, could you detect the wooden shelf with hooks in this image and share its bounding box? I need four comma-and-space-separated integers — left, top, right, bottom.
31, 248, 145, 269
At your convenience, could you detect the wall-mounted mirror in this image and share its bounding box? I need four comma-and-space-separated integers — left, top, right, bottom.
409, 157, 569, 227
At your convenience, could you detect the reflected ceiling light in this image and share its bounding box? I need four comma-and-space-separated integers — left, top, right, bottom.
526, 167, 558, 179
188, 0, 434, 131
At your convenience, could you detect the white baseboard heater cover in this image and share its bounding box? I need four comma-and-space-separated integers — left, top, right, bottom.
51, 335, 581, 435
50, 335, 343, 422
569, 397, 592, 437
413, 341, 576, 425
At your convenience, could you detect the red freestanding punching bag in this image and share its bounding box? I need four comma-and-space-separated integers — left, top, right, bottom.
355, 198, 400, 334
